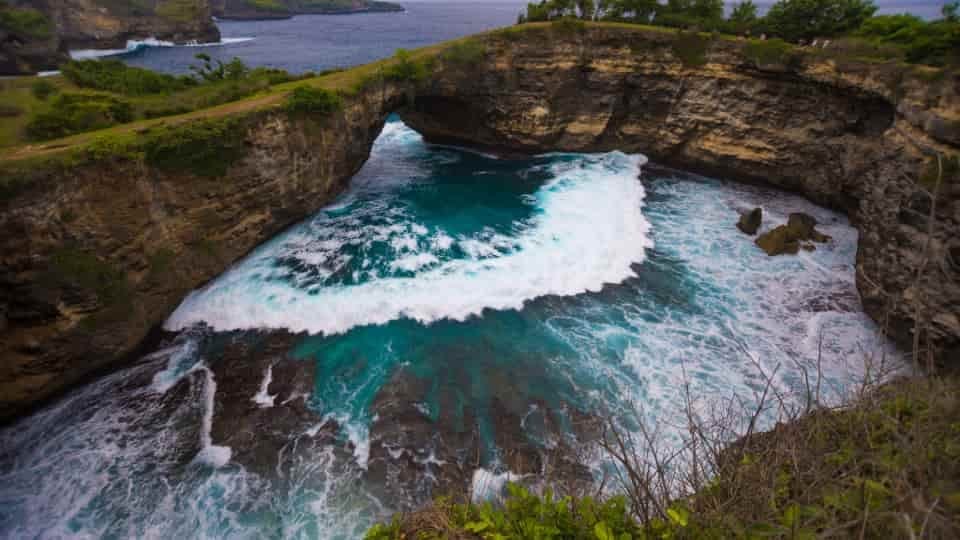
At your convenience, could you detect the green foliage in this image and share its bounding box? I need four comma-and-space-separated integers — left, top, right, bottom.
366, 484, 640, 540
856, 15, 960, 66
726, 0, 758, 33
671, 32, 711, 67
551, 17, 588, 34
31, 79, 57, 100
0, 5, 51, 38
25, 93, 134, 141
142, 117, 246, 177
764, 0, 877, 42
743, 38, 798, 67
383, 49, 431, 83
519, 0, 595, 23
190, 54, 250, 83
244, 0, 289, 12
283, 85, 343, 115
654, 0, 725, 30
155, 0, 202, 23
49, 247, 128, 305
62, 59, 195, 96
441, 39, 487, 66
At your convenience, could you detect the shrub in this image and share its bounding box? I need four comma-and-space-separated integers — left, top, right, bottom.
0, 5, 51, 38
283, 85, 343, 115
383, 49, 431, 83
764, 0, 877, 42
441, 39, 487, 66
61, 59, 194, 95
49, 247, 127, 305
142, 118, 246, 177
31, 79, 57, 100
672, 32, 711, 67
743, 38, 799, 67
25, 93, 134, 141
551, 17, 587, 35
856, 15, 960, 66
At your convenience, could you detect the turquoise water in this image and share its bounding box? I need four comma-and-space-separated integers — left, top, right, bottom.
0, 119, 894, 539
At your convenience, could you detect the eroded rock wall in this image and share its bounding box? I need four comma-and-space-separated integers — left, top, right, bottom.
47, 0, 220, 49
0, 84, 408, 422
402, 25, 960, 366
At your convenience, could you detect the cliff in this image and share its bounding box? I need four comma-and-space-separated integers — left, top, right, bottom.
402, 24, 960, 367
47, 0, 219, 50
0, 76, 410, 421
0, 24, 957, 423
0, 1, 68, 75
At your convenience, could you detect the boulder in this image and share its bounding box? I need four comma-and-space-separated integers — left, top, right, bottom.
736, 207, 762, 235
756, 212, 831, 256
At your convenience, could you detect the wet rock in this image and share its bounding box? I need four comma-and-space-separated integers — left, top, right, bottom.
206, 331, 344, 480
737, 207, 763, 235
756, 212, 832, 256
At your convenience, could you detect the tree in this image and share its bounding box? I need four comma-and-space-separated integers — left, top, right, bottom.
763, 0, 877, 41
944, 0, 959, 22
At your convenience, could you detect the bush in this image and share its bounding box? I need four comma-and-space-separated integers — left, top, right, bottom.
764, 0, 877, 42
283, 85, 343, 115
383, 49, 431, 83
672, 32, 711, 67
0, 5, 51, 38
142, 118, 246, 177
441, 39, 487, 66
365, 484, 641, 540
857, 15, 960, 66
743, 38, 799, 67
25, 93, 134, 141
61, 59, 194, 95
31, 79, 57, 100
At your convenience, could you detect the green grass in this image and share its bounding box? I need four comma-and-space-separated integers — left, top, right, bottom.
366, 376, 960, 539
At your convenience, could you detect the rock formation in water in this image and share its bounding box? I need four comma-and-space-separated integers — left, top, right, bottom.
737, 207, 762, 235
0, 1, 68, 74
0, 23, 957, 423
211, 0, 403, 20
756, 212, 831, 255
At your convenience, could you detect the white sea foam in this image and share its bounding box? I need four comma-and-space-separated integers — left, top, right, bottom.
70, 36, 255, 59
193, 365, 232, 468
252, 364, 277, 408
470, 468, 525, 502
165, 141, 651, 335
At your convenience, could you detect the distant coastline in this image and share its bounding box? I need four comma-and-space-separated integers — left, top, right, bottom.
215, 0, 404, 21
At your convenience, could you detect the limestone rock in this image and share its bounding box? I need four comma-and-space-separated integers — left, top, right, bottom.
756, 213, 832, 256
737, 207, 762, 235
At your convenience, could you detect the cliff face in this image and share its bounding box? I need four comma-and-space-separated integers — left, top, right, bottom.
0, 1, 68, 75
401, 25, 960, 366
47, 0, 220, 49
0, 83, 408, 422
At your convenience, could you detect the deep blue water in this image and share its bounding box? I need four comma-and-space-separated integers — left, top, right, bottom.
70, 0, 946, 75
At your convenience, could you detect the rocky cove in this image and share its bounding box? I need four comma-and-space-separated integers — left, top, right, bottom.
0, 21, 958, 537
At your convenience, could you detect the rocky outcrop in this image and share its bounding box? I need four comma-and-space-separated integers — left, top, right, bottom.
0, 1, 68, 75
737, 207, 762, 235
756, 213, 831, 256
0, 82, 409, 422
45, 0, 219, 50
401, 24, 960, 367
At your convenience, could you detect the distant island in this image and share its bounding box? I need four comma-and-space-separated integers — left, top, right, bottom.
214, 0, 404, 20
